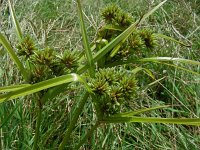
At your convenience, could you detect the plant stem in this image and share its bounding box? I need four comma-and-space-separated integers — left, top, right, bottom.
59, 92, 89, 150
33, 97, 42, 150
74, 121, 100, 150
91, 94, 103, 120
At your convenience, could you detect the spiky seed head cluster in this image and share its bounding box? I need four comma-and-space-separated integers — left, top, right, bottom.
128, 32, 145, 50
115, 12, 133, 27
98, 68, 116, 84
30, 65, 52, 83
102, 4, 133, 27
114, 29, 157, 61
101, 4, 120, 24
58, 51, 79, 70
110, 28, 157, 62
16, 36, 80, 83
89, 68, 138, 116
90, 78, 109, 95
139, 29, 157, 49
90, 68, 116, 95
17, 36, 36, 58
31, 48, 56, 66
97, 4, 158, 63
120, 75, 138, 98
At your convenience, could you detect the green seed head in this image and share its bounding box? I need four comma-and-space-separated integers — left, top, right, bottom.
102, 4, 121, 24
89, 68, 138, 116
139, 29, 157, 49
31, 47, 56, 66
58, 50, 79, 70
120, 75, 138, 98
30, 65, 52, 83
129, 32, 145, 50
102, 4, 133, 27
17, 36, 36, 58
90, 77, 109, 95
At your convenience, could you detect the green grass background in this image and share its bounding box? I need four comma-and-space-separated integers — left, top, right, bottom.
0, 0, 200, 149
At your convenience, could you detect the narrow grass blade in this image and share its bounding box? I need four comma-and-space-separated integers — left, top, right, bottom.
140, 57, 200, 76
115, 57, 200, 66
0, 73, 91, 103
8, 0, 23, 40
77, 0, 95, 76
107, 57, 200, 75
0, 84, 31, 92
112, 105, 170, 117
110, 43, 122, 58
41, 84, 69, 104
77, 19, 138, 73
102, 117, 200, 126
131, 67, 144, 74
74, 121, 100, 150
132, 67, 155, 79
138, 0, 168, 26
92, 23, 137, 64
139, 57, 200, 66
59, 92, 89, 150
144, 76, 166, 89
158, 62, 200, 76
155, 33, 191, 47
0, 33, 28, 80
102, 24, 124, 32
0, 101, 21, 128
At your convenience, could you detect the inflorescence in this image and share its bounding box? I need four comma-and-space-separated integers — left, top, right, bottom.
89, 68, 138, 116
17, 36, 79, 83
97, 4, 158, 64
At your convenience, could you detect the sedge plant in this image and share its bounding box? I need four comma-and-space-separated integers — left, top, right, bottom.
0, 0, 200, 149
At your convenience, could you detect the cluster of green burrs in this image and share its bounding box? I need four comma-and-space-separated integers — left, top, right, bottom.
97, 4, 158, 64
101, 4, 133, 27
89, 68, 138, 116
16, 36, 79, 83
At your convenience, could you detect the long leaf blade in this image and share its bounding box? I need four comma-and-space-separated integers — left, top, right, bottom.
112, 105, 170, 117
102, 116, 200, 126
0, 73, 91, 103
138, 0, 167, 25
139, 57, 200, 65
131, 67, 155, 79
0, 101, 21, 128
0, 33, 28, 80
158, 62, 200, 76
107, 57, 200, 76
8, 0, 23, 40
139, 57, 200, 76
77, 0, 95, 76
155, 33, 191, 47
0, 84, 31, 92
110, 57, 200, 66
